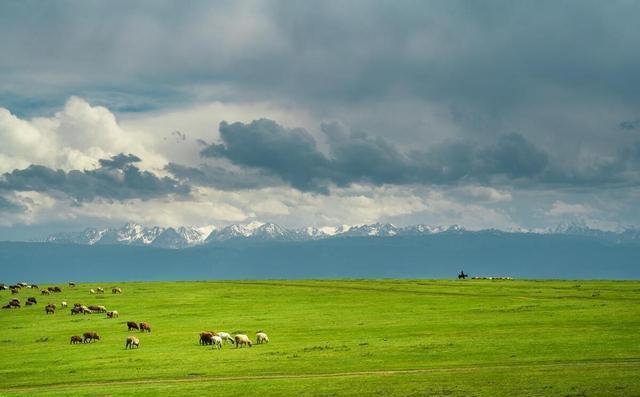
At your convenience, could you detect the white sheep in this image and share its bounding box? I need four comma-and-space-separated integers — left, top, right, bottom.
256, 332, 269, 344
211, 335, 223, 349
216, 332, 235, 345
234, 334, 252, 348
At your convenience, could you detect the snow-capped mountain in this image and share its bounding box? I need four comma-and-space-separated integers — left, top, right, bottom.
45, 223, 215, 249
94, 223, 164, 245
340, 223, 400, 237
45, 227, 107, 245
41, 221, 640, 249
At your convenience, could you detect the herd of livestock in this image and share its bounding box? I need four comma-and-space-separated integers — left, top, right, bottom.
1, 282, 270, 350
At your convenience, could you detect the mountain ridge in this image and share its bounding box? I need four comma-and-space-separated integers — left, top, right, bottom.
39, 221, 640, 249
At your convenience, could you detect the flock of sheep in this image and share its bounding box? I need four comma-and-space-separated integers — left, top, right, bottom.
1, 282, 270, 350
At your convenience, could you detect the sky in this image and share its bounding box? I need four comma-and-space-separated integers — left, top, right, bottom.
1, 0, 640, 240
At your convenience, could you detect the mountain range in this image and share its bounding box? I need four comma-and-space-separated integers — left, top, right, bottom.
41, 221, 640, 249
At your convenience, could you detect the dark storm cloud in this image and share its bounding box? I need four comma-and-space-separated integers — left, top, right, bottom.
165, 162, 283, 191
98, 153, 141, 169
200, 119, 640, 192
1, 1, 639, 114
0, 154, 189, 202
201, 120, 333, 192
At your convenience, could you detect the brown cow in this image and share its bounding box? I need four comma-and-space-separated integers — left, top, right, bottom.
45, 305, 55, 314
27, 297, 37, 304
71, 307, 82, 315
41, 290, 50, 295
70, 335, 82, 344
25, 301, 33, 306
127, 321, 139, 331
200, 332, 214, 345
112, 288, 122, 294
139, 322, 151, 333
68, 282, 76, 288
83, 332, 100, 343
52, 286, 62, 293
106, 310, 119, 318
9, 300, 20, 308
125, 336, 140, 349
11, 289, 19, 295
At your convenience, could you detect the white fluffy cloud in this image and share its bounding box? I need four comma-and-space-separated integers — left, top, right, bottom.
0, 96, 166, 173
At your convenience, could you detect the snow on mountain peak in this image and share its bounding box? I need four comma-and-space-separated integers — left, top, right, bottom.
43, 220, 639, 249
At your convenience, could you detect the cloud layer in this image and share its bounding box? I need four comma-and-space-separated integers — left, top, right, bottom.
2, 2, 640, 238
199, 119, 640, 192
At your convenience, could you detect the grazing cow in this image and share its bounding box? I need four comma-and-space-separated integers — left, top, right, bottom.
125, 336, 140, 349
256, 332, 269, 344
45, 305, 55, 314
31, 285, 39, 289
70, 335, 83, 344
11, 289, 19, 295
211, 335, 223, 349
96, 287, 104, 294
68, 282, 76, 288
139, 322, 151, 333
18, 283, 27, 287
200, 332, 214, 345
83, 332, 100, 343
71, 307, 82, 315
51, 286, 62, 293
25, 301, 33, 306
106, 310, 119, 318
127, 321, 139, 331
234, 334, 252, 348
9, 299, 20, 308
216, 332, 235, 345
27, 297, 37, 304
61, 301, 67, 308
112, 288, 122, 294
88, 305, 106, 313
41, 290, 50, 295
81, 306, 93, 315
10, 298, 20, 305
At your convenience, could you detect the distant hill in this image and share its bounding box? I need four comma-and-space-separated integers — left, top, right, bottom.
2, 232, 639, 283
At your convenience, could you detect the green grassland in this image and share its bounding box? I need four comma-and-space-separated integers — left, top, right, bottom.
0, 279, 639, 396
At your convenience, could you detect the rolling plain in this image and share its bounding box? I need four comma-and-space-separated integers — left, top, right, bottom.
0, 279, 638, 396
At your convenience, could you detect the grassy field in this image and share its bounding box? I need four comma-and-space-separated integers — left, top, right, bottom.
0, 279, 639, 396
